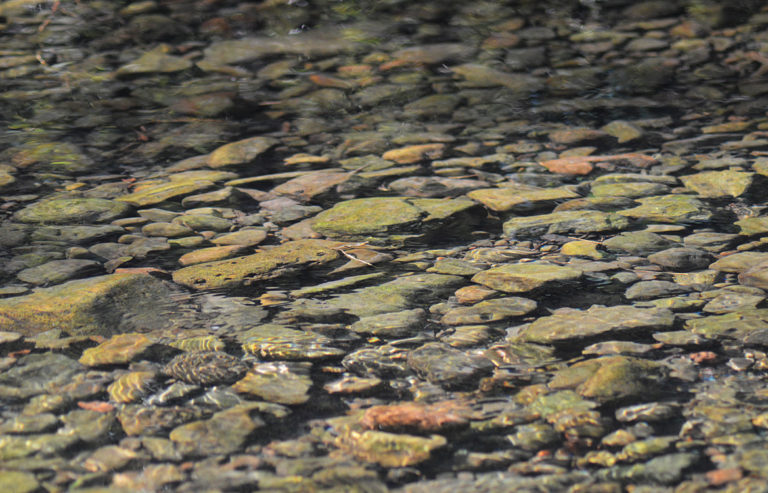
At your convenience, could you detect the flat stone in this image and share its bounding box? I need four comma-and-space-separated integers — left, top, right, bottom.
577, 356, 668, 403
312, 197, 421, 238
0, 353, 84, 401
647, 248, 712, 272
710, 252, 768, 273
116, 49, 193, 76
407, 342, 494, 389
590, 182, 670, 198
16, 259, 101, 285
211, 229, 267, 247
172, 239, 342, 290
0, 273, 186, 337
30, 225, 125, 244
79, 333, 154, 366
617, 195, 713, 224
516, 305, 674, 343
207, 136, 278, 168
440, 297, 537, 325
13, 198, 131, 224
625, 280, 694, 300
735, 216, 768, 236
685, 309, 768, 341
350, 308, 426, 338
335, 429, 447, 468
739, 263, 768, 290
118, 171, 236, 207
472, 261, 582, 293
467, 184, 579, 212
681, 169, 756, 198
233, 362, 312, 405
202, 29, 361, 65
169, 403, 266, 456
503, 210, 630, 239
603, 231, 678, 255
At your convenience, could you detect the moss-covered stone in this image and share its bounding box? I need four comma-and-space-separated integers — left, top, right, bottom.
172, 239, 343, 290
207, 136, 278, 168
13, 198, 131, 224
472, 261, 583, 293
312, 197, 422, 238
503, 210, 630, 239
0, 273, 184, 337
617, 195, 712, 223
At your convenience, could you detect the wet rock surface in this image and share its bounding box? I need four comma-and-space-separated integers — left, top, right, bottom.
2, 0, 768, 490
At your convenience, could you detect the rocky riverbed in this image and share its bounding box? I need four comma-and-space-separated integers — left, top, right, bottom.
2, 0, 768, 491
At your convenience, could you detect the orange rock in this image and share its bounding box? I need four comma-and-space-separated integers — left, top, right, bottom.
382, 144, 445, 164
540, 153, 658, 176
78, 401, 116, 413
455, 285, 497, 304
360, 400, 470, 433
540, 156, 595, 175
309, 74, 355, 89
689, 351, 718, 364
706, 468, 742, 486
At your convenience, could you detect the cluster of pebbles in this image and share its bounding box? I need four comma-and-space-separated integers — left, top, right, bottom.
3, 0, 768, 491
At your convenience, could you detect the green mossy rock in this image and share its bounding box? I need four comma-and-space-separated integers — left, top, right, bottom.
13, 198, 132, 224
618, 195, 713, 223
172, 239, 343, 290
0, 273, 185, 337
471, 261, 583, 293
503, 210, 630, 239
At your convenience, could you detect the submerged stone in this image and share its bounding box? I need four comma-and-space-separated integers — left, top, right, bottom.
172, 239, 342, 290
441, 297, 537, 325
617, 195, 713, 223
685, 309, 768, 341
407, 342, 494, 389
516, 305, 674, 343
13, 198, 131, 224
0, 273, 187, 337
79, 333, 154, 366
350, 308, 427, 338
233, 362, 312, 405
503, 210, 630, 239
241, 324, 344, 360
169, 403, 266, 456
472, 261, 582, 294
335, 429, 447, 468
163, 351, 248, 386
207, 136, 278, 168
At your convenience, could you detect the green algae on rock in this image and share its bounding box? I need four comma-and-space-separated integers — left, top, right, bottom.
335, 429, 447, 468
440, 297, 537, 326
516, 305, 674, 344
172, 239, 343, 290
468, 184, 580, 213
169, 403, 266, 456
79, 333, 155, 367
617, 195, 713, 224
233, 362, 313, 405
116, 171, 237, 207
207, 136, 278, 168
503, 210, 630, 239
311, 196, 477, 242
13, 197, 132, 224
471, 261, 583, 294
0, 273, 188, 337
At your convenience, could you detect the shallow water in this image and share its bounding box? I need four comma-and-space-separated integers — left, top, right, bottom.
2, 0, 768, 491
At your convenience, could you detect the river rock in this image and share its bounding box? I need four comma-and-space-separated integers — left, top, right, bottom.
647, 247, 712, 271
0, 273, 188, 337
503, 210, 630, 239
515, 305, 674, 343
233, 362, 312, 405
350, 308, 426, 338
13, 198, 131, 224
16, 259, 101, 285
407, 342, 494, 389
681, 169, 756, 198
617, 195, 713, 224
440, 297, 537, 325
172, 239, 343, 290
169, 403, 266, 456
471, 261, 582, 293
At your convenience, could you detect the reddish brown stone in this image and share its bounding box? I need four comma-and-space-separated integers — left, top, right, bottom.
360, 401, 471, 433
